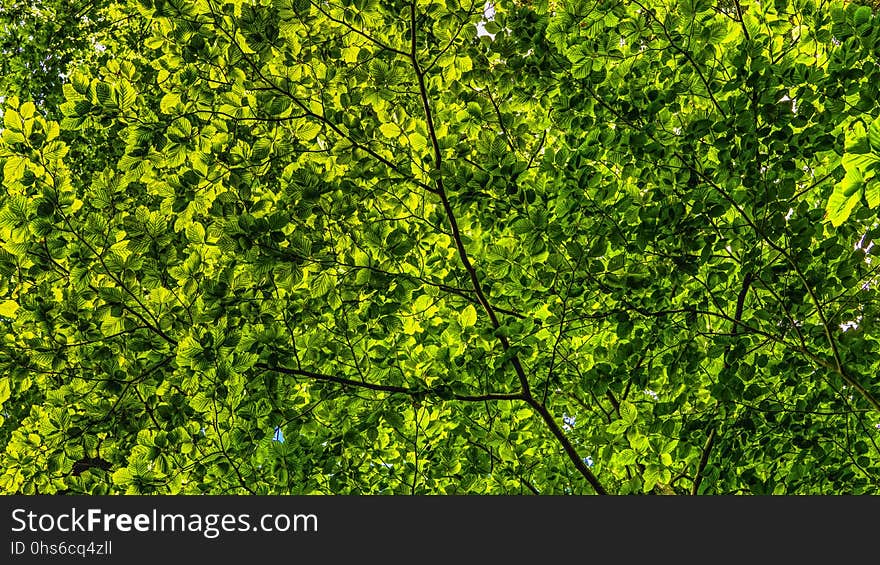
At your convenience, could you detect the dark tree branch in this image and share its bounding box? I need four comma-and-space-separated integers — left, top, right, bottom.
691, 427, 716, 495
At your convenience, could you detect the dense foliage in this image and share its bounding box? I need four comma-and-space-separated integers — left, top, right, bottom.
2, 0, 880, 494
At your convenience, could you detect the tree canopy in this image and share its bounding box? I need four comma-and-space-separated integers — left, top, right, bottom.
2, 0, 880, 494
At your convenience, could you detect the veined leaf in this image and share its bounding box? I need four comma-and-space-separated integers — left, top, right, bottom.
3, 156, 27, 183
868, 116, 880, 152
379, 122, 401, 138
620, 401, 638, 425
459, 304, 477, 328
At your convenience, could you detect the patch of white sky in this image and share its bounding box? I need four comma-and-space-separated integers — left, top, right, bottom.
779, 92, 799, 115
476, 2, 496, 39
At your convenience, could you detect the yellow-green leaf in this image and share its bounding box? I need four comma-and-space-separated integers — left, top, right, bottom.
3, 109, 23, 131
410, 132, 428, 152
3, 156, 27, 183
297, 121, 321, 141
19, 101, 35, 119
869, 116, 880, 151
826, 168, 863, 227
0, 378, 10, 406
620, 400, 638, 425
459, 304, 477, 328
160, 92, 181, 114
379, 122, 401, 138
867, 179, 880, 209
0, 300, 19, 319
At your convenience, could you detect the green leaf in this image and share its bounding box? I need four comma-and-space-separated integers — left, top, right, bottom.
42, 141, 68, 161
459, 304, 477, 328
19, 101, 35, 119
866, 179, 880, 209
3, 156, 27, 183
95, 82, 113, 107
297, 121, 321, 141
186, 222, 206, 243
111, 468, 133, 485
379, 123, 401, 138
606, 420, 628, 435
827, 168, 863, 227
410, 132, 428, 152
854, 5, 872, 27
2, 128, 26, 145
619, 401, 638, 425
0, 377, 10, 406
643, 464, 661, 493
3, 109, 22, 131
252, 138, 272, 161
116, 82, 137, 110
70, 72, 90, 95
311, 271, 334, 297
160, 93, 181, 114
869, 116, 880, 152
455, 55, 473, 73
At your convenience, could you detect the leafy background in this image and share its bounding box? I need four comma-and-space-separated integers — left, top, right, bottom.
1, 0, 880, 494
